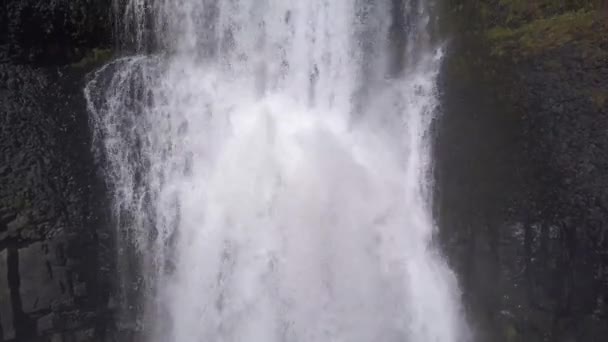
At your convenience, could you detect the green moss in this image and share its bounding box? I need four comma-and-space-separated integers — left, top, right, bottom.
496, 0, 600, 24
543, 59, 563, 70
487, 10, 603, 57
12, 193, 31, 211
591, 91, 608, 109
504, 323, 519, 342
499, 0, 536, 26
71, 48, 114, 69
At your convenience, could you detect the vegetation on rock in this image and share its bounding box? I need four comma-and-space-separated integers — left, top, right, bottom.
71, 48, 114, 69
487, 9, 604, 57
445, 0, 607, 59
438, 1, 608, 341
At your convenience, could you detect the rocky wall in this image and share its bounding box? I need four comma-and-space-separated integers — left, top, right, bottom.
436, 1, 608, 341
1, 1, 113, 341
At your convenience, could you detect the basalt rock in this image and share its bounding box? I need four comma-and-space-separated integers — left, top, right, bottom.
1, 1, 113, 341
0, 62, 113, 341
1, 0, 112, 65
437, 1, 608, 341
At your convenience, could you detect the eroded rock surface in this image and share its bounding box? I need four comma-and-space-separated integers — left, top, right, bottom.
1, 1, 113, 341
437, 1, 608, 341
0, 63, 113, 342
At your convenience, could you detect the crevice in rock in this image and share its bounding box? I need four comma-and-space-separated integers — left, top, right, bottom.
7, 247, 34, 340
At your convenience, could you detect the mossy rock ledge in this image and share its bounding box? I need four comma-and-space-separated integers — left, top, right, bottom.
437, 1, 608, 341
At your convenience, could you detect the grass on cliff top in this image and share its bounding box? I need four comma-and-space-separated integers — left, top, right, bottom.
71, 48, 113, 69
496, 0, 601, 25
487, 9, 604, 57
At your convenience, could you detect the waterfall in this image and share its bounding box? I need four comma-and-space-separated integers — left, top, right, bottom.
85, 1, 470, 341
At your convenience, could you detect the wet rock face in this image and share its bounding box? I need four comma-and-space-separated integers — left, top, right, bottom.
1, 1, 113, 340
0, 64, 112, 341
510, 47, 608, 342
436, 2, 608, 341
1, 0, 111, 65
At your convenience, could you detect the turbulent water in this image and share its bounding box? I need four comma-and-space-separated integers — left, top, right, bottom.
85, 1, 470, 341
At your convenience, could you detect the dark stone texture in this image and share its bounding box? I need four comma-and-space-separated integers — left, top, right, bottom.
0, 249, 15, 340
0, 62, 113, 341
436, 1, 608, 341
1, 0, 112, 65
0, 1, 114, 340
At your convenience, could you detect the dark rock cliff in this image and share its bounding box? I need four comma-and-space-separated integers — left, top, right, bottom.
436, 1, 608, 341
1, 0, 111, 65
2, 0, 608, 341
1, 1, 114, 341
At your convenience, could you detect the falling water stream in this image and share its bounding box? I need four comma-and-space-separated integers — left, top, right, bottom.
85, 1, 470, 341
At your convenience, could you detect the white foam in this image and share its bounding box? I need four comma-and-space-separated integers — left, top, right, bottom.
86, 1, 471, 341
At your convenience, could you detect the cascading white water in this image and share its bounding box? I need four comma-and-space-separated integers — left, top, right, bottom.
86, 1, 470, 341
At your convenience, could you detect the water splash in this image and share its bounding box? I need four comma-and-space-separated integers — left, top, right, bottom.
86, 1, 470, 341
